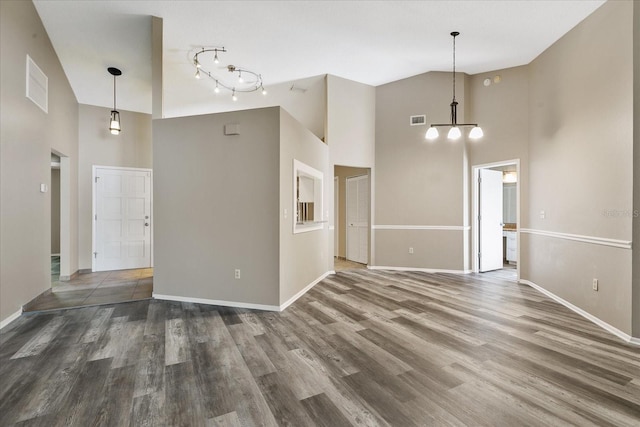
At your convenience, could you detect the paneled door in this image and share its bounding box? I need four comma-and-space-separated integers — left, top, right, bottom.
94, 167, 152, 271
479, 168, 503, 272
346, 174, 369, 264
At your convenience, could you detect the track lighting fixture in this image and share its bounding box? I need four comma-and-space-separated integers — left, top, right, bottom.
191, 46, 266, 101
426, 32, 483, 141
107, 67, 121, 135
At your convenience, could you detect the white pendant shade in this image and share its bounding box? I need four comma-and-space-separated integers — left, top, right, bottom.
425, 127, 439, 140
109, 110, 120, 135
469, 126, 484, 139
447, 127, 461, 140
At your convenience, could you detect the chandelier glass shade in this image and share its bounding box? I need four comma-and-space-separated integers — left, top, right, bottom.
426, 32, 483, 141
192, 47, 266, 100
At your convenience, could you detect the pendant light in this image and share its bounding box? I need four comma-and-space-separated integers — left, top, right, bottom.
108, 67, 122, 135
425, 32, 483, 141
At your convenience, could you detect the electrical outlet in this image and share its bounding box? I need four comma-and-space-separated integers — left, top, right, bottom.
592, 278, 598, 291
235, 269, 241, 279
409, 247, 414, 254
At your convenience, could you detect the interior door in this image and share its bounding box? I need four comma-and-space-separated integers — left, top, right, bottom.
95, 167, 152, 271
346, 174, 369, 264
479, 169, 504, 272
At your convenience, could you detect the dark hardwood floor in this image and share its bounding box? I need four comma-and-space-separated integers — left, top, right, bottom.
1, 269, 639, 426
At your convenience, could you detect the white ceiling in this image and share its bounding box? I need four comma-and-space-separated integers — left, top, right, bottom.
33, 0, 605, 117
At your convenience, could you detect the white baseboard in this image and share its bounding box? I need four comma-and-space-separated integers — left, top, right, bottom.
520, 279, 639, 346
368, 266, 472, 275
0, 308, 23, 330
280, 271, 333, 311
153, 271, 334, 313
153, 293, 280, 312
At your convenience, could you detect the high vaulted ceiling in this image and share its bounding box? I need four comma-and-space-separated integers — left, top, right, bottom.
33, 0, 605, 117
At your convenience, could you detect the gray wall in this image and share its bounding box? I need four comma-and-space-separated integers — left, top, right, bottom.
1, 0, 79, 322
327, 75, 376, 168
153, 107, 280, 306
468, 65, 529, 227
78, 104, 152, 270
522, 0, 634, 334
374, 72, 468, 271
279, 109, 331, 304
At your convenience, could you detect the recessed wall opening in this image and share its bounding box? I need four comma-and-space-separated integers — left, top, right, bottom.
51, 153, 61, 284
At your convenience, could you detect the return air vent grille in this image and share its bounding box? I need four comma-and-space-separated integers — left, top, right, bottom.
26, 55, 48, 113
410, 115, 426, 126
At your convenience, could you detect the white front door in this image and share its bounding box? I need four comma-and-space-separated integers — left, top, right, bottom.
346, 174, 369, 264
94, 167, 152, 271
479, 169, 503, 272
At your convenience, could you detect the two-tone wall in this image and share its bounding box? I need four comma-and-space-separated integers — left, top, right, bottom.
374, 72, 469, 272
521, 0, 636, 337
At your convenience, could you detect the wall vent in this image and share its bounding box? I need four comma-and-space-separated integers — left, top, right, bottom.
26, 55, 48, 113
409, 115, 426, 126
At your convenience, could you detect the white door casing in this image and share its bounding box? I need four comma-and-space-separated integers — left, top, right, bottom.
93, 166, 152, 271
334, 177, 339, 257
346, 175, 369, 264
479, 168, 503, 272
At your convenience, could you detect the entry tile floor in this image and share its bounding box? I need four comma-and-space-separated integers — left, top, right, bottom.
334, 257, 367, 272
24, 267, 153, 312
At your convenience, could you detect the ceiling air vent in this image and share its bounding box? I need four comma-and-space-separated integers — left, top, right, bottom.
26, 55, 48, 113
410, 115, 425, 126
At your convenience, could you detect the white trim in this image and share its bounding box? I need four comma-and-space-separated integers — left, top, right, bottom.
368, 266, 471, 274
0, 308, 23, 330
373, 225, 470, 231
520, 229, 631, 250
293, 159, 324, 234
153, 294, 280, 312
154, 271, 333, 313
520, 279, 639, 346
280, 271, 333, 311
329, 225, 335, 230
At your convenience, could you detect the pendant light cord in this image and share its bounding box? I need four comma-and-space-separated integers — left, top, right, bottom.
113, 75, 117, 110
452, 33, 456, 102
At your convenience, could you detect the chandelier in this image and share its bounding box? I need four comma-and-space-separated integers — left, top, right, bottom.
191, 47, 266, 101
425, 32, 483, 141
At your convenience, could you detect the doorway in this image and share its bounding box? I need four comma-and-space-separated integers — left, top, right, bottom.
472, 160, 520, 278
93, 166, 153, 272
51, 153, 61, 284
333, 165, 370, 271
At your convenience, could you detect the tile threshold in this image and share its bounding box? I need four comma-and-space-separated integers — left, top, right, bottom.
24, 296, 153, 314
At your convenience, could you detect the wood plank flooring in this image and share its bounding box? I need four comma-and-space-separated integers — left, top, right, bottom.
1, 270, 639, 426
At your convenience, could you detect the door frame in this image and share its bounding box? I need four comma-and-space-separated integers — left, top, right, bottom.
345, 173, 369, 265
51, 150, 72, 280
92, 165, 153, 272
471, 159, 520, 277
